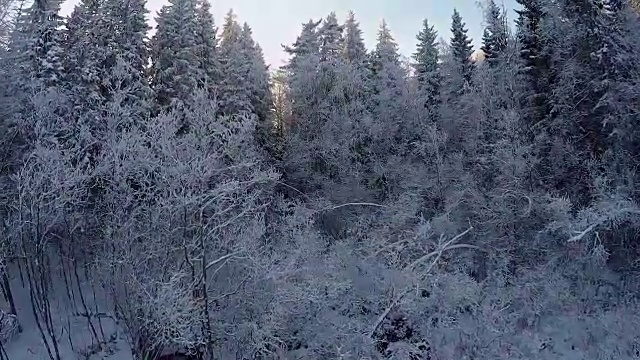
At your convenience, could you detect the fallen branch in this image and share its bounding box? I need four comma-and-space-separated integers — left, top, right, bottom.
318, 202, 386, 213
407, 226, 474, 271
369, 288, 412, 339
568, 224, 598, 243
568, 207, 640, 243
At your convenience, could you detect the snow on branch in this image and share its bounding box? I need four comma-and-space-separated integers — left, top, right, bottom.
370, 226, 479, 339
567, 206, 640, 243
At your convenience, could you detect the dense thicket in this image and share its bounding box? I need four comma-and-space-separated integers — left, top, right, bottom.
1, 0, 640, 359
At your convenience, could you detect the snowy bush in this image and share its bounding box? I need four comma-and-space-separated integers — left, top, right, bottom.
86, 91, 277, 358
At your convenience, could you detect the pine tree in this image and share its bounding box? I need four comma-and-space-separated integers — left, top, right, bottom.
342, 10, 367, 66
218, 9, 252, 115
480, 0, 508, 66
412, 18, 440, 117
318, 12, 343, 63
150, 0, 201, 110
65, 0, 152, 127
449, 9, 474, 87
194, 0, 220, 95
283, 18, 321, 72
282, 19, 321, 123
10, 0, 65, 92
103, 0, 153, 120
372, 20, 400, 68
369, 20, 407, 135
240, 22, 273, 145
369, 19, 403, 90
552, 0, 640, 160
514, 0, 551, 135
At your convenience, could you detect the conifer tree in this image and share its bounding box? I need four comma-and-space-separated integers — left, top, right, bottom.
340, 10, 370, 110
369, 20, 407, 142
283, 18, 321, 72
318, 11, 343, 63
64, 0, 152, 129
240, 22, 273, 147
150, 0, 201, 110
550, 0, 612, 155
369, 19, 403, 96
551, 0, 640, 170
218, 10, 252, 115
195, 0, 220, 95
63, 0, 99, 89
371, 20, 400, 69
10, 0, 64, 92
514, 0, 551, 134
342, 10, 367, 66
480, 0, 508, 66
412, 18, 440, 118
282, 19, 321, 122
449, 9, 474, 87
103, 0, 153, 119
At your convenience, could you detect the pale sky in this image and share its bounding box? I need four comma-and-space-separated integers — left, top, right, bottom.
59, 0, 519, 68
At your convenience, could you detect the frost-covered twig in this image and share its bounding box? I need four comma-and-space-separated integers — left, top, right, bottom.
193, 251, 242, 286
406, 226, 475, 271
567, 207, 640, 243
369, 288, 412, 339
567, 223, 598, 243
371, 226, 476, 339
318, 202, 386, 212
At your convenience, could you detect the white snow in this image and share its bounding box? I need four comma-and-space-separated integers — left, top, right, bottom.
1, 255, 134, 360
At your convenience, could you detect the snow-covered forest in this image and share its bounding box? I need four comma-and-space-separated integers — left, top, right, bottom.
1, 0, 640, 358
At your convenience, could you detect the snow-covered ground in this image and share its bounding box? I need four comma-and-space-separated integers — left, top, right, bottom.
1, 257, 133, 360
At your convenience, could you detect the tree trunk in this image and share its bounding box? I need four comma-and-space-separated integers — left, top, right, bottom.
1, 271, 19, 333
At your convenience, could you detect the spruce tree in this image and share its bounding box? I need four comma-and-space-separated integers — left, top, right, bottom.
63, 0, 100, 97
372, 20, 400, 67
220, 9, 242, 46
3, 0, 66, 148
369, 20, 406, 126
480, 0, 508, 66
218, 9, 252, 115
514, 0, 551, 135
241, 22, 271, 121
369, 19, 402, 88
283, 18, 321, 72
65, 0, 152, 126
195, 0, 220, 95
150, 0, 201, 110
412, 18, 440, 117
318, 11, 343, 63
342, 10, 367, 66
10, 0, 65, 92
240, 23, 273, 149
552, 0, 639, 160
104, 0, 153, 120
449, 9, 474, 87
341, 10, 370, 108
282, 19, 321, 124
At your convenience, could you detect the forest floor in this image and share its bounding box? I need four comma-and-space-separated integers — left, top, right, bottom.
1, 258, 133, 360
